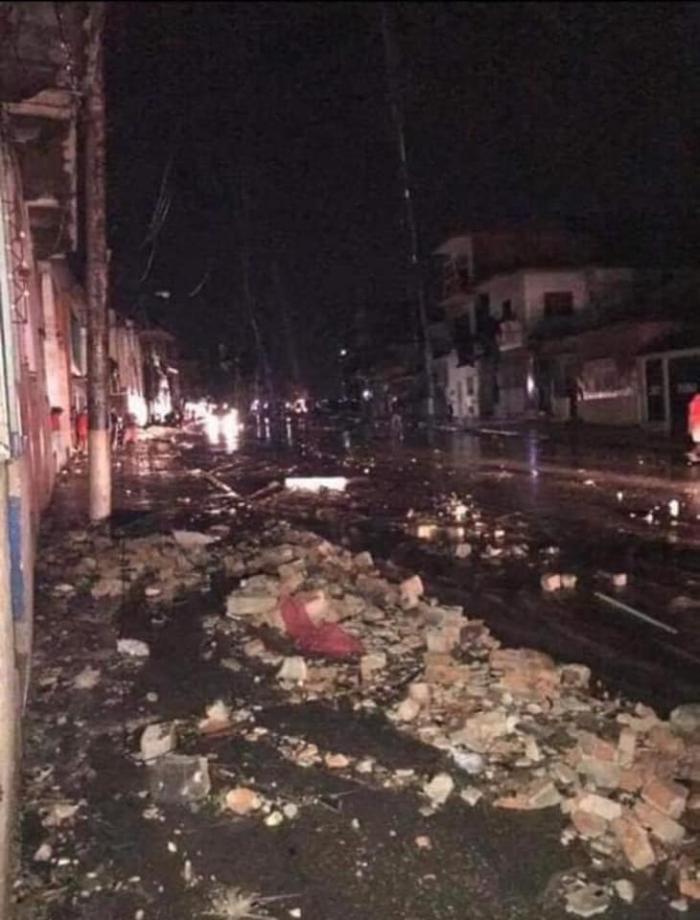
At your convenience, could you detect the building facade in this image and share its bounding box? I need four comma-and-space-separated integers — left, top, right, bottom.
433, 229, 637, 423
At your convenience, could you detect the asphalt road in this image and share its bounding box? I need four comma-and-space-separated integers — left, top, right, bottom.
196, 418, 700, 713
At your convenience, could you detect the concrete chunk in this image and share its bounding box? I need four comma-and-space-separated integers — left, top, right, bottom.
612, 814, 656, 870
148, 754, 211, 804
140, 722, 177, 761
641, 777, 688, 820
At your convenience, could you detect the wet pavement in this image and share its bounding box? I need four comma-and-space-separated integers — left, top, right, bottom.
203, 418, 700, 713
14, 421, 700, 919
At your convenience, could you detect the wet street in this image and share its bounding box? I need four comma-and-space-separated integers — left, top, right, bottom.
207, 418, 700, 712
15, 421, 700, 919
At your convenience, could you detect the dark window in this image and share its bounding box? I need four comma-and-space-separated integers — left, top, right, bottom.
476, 292, 491, 334
543, 291, 574, 318
645, 359, 665, 423
502, 299, 514, 321
454, 314, 474, 365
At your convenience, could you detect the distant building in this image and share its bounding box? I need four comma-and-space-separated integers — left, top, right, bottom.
139, 327, 181, 422
433, 228, 637, 422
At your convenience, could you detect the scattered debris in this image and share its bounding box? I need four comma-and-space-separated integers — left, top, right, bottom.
284, 476, 348, 492
207, 887, 277, 919
541, 573, 562, 593
277, 656, 309, 685
199, 700, 232, 735
172, 529, 220, 549
564, 883, 610, 917
613, 879, 635, 904
149, 754, 211, 803
117, 638, 150, 658
225, 788, 262, 816
73, 665, 101, 689
423, 773, 454, 808
22, 458, 700, 918
140, 721, 177, 761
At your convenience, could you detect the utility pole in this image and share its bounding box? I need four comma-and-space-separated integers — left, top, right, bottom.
380, 3, 435, 420
273, 261, 302, 393
85, 3, 111, 521
239, 176, 275, 407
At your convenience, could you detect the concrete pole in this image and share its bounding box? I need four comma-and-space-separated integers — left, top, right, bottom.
85, 4, 111, 521
380, 4, 435, 421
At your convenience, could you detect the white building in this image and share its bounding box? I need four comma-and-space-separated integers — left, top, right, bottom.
433, 230, 636, 421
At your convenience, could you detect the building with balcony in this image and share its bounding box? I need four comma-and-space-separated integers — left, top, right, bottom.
433, 228, 636, 421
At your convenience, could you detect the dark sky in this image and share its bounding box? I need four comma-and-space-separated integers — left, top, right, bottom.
106, 1, 700, 391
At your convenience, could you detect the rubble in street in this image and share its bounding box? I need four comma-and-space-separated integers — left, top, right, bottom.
15, 458, 700, 919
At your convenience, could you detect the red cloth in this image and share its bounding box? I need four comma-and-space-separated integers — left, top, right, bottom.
689, 394, 700, 433
76, 412, 88, 437
280, 595, 364, 659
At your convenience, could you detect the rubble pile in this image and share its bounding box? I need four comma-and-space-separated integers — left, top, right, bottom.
219, 521, 700, 908
25, 512, 700, 916
43, 527, 215, 604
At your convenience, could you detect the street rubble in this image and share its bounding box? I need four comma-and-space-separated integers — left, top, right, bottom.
15, 488, 700, 918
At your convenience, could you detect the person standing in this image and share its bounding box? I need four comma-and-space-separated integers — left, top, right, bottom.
75, 406, 89, 455
50, 407, 64, 471
687, 391, 700, 463
390, 398, 403, 441
123, 412, 138, 450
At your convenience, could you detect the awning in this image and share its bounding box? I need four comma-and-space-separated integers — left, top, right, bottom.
535, 320, 679, 361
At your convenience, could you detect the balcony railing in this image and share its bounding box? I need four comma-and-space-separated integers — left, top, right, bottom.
497, 320, 524, 350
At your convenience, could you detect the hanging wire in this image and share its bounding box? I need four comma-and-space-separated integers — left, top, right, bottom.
188, 261, 212, 298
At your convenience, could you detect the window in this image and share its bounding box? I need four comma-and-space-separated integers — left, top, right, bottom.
476, 292, 491, 335
502, 299, 514, 321
543, 291, 574, 318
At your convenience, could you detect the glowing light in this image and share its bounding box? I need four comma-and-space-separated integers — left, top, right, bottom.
186, 399, 209, 422
220, 409, 240, 439
205, 412, 220, 442
127, 392, 148, 427
669, 499, 680, 518
362, 388, 372, 401
416, 524, 438, 541
285, 476, 348, 493
205, 408, 241, 451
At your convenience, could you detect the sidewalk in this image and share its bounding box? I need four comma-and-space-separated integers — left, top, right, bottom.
469, 418, 686, 457
14, 436, 698, 919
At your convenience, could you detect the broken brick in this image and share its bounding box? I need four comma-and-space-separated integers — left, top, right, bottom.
577, 793, 622, 821
641, 777, 688, 820
612, 814, 657, 870
633, 801, 685, 846
571, 809, 608, 839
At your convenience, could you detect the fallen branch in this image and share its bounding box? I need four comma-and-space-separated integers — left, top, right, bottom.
192, 468, 239, 497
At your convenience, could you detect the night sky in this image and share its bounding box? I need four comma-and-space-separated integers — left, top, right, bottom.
106, 2, 700, 392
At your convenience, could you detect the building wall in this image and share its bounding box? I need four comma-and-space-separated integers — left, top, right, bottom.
109, 314, 147, 425
495, 349, 534, 419
438, 260, 638, 421
39, 262, 72, 468
438, 351, 479, 422
579, 393, 640, 425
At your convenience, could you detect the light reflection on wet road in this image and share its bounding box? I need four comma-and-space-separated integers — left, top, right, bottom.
200, 419, 700, 712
